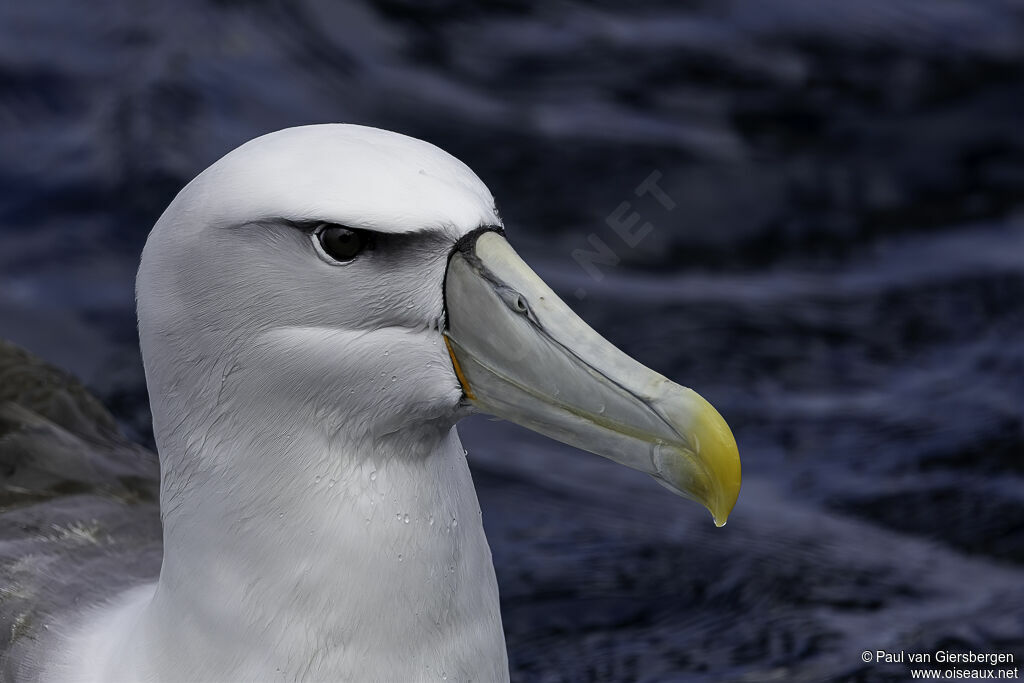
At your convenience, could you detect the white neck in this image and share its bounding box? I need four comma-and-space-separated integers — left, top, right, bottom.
57, 423, 508, 683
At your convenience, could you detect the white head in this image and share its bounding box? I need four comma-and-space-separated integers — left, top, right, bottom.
137, 126, 501, 509
125, 123, 740, 680
140, 121, 741, 528
138, 123, 739, 528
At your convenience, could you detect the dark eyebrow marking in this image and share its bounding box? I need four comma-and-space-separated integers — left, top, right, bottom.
286, 219, 357, 234
283, 218, 466, 241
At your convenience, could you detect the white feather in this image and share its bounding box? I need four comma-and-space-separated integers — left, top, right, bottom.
46, 124, 509, 682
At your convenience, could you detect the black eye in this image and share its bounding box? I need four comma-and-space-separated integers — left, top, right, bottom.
314, 224, 367, 263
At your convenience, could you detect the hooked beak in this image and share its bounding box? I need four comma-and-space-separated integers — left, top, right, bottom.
443, 229, 741, 526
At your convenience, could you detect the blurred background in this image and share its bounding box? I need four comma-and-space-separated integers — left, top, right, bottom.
1, 0, 1022, 680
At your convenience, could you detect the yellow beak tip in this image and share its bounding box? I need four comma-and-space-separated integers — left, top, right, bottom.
691, 395, 741, 528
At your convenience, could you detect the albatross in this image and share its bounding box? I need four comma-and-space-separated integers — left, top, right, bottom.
1, 124, 740, 682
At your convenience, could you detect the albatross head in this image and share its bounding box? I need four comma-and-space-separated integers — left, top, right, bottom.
136, 123, 740, 530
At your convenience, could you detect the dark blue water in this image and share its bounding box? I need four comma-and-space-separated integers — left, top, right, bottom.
1, 1, 1022, 680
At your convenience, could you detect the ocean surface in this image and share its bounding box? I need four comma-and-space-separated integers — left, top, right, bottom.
1, 0, 1022, 680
